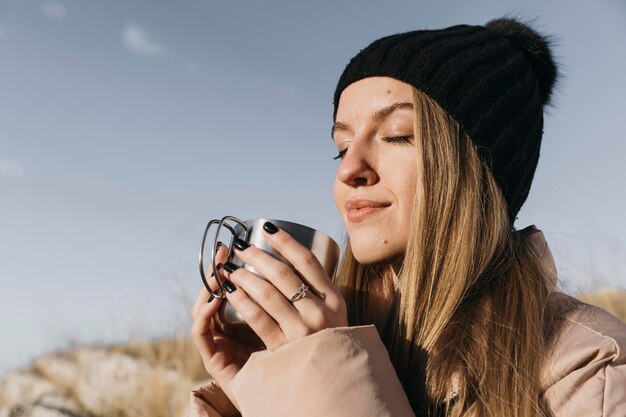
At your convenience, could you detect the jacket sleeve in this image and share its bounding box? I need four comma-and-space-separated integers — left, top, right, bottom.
188, 379, 241, 417
227, 324, 416, 417
540, 301, 626, 417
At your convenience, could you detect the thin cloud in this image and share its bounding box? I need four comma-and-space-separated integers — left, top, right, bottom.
185, 62, 199, 74
41, 1, 67, 20
122, 22, 165, 57
0, 159, 25, 179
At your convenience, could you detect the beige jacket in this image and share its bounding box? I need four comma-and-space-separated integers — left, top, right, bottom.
188, 232, 626, 417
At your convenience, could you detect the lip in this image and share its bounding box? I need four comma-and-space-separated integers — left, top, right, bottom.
345, 199, 391, 222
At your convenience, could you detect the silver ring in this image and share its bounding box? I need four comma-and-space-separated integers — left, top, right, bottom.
289, 283, 310, 303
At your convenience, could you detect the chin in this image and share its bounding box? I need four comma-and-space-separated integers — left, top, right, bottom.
350, 239, 404, 266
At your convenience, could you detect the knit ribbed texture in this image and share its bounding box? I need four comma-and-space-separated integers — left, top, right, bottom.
333, 18, 559, 224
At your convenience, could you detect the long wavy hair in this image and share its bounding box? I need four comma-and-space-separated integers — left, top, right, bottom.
334, 87, 556, 417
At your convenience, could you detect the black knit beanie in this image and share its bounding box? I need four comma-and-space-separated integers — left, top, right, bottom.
332, 17, 559, 225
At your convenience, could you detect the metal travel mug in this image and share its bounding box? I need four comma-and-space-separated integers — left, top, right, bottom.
199, 216, 340, 348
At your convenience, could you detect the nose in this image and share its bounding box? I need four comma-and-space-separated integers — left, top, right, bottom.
335, 141, 379, 188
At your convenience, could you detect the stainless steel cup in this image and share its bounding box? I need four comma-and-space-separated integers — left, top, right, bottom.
199, 216, 340, 348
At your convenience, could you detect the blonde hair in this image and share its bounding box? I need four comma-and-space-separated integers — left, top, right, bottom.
334, 87, 555, 417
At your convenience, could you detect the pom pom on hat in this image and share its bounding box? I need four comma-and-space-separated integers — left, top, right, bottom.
484, 17, 559, 106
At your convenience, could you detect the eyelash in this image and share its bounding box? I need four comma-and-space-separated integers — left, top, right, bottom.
332, 135, 413, 160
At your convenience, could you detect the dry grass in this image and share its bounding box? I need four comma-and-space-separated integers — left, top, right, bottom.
1, 330, 212, 417
577, 286, 626, 322
110, 329, 207, 382
97, 331, 209, 417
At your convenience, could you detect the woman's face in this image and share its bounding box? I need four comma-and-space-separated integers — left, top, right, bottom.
333, 77, 418, 265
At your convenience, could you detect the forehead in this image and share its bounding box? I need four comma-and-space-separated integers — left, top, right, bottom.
336, 77, 414, 120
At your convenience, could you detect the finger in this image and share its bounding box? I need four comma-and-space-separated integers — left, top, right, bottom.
226, 263, 305, 327
191, 296, 224, 363
221, 271, 287, 348
232, 242, 321, 307
260, 222, 339, 302
192, 264, 223, 319
193, 243, 230, 318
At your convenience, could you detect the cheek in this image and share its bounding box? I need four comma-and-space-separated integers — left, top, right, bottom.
401, 169, 418, 207
388, 157, 418, 221
384, 148, 417, 189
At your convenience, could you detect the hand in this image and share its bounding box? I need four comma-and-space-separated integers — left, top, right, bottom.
221, 221, 348, 349
191, 244, 261, 415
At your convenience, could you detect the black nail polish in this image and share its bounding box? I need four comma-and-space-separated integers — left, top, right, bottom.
210, 263, 223, 277
223, 279, 237, 293
223, 262, 240, 273
207, 294, 215, 303
233, 238, 250, 251
263, 221, 279, 234
216, 241, 225, 250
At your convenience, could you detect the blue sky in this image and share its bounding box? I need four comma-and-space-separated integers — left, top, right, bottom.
1, 0, 625, 374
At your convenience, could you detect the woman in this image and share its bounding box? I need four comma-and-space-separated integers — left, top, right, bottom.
189, 17, 626, 417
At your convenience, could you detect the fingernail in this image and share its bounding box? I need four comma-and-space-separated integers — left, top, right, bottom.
207, 294, 215, 303
223, 279, 237, 293
233, 238, 250, 251
263, 221, 279, 234
223, 262, 240, 273
210, 263, 223, 277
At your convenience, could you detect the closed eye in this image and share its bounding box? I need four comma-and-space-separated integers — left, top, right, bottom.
382, 135, 413, 144
332, 136, 413, 161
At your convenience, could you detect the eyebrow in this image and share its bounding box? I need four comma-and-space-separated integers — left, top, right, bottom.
331, 102, 414, 140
